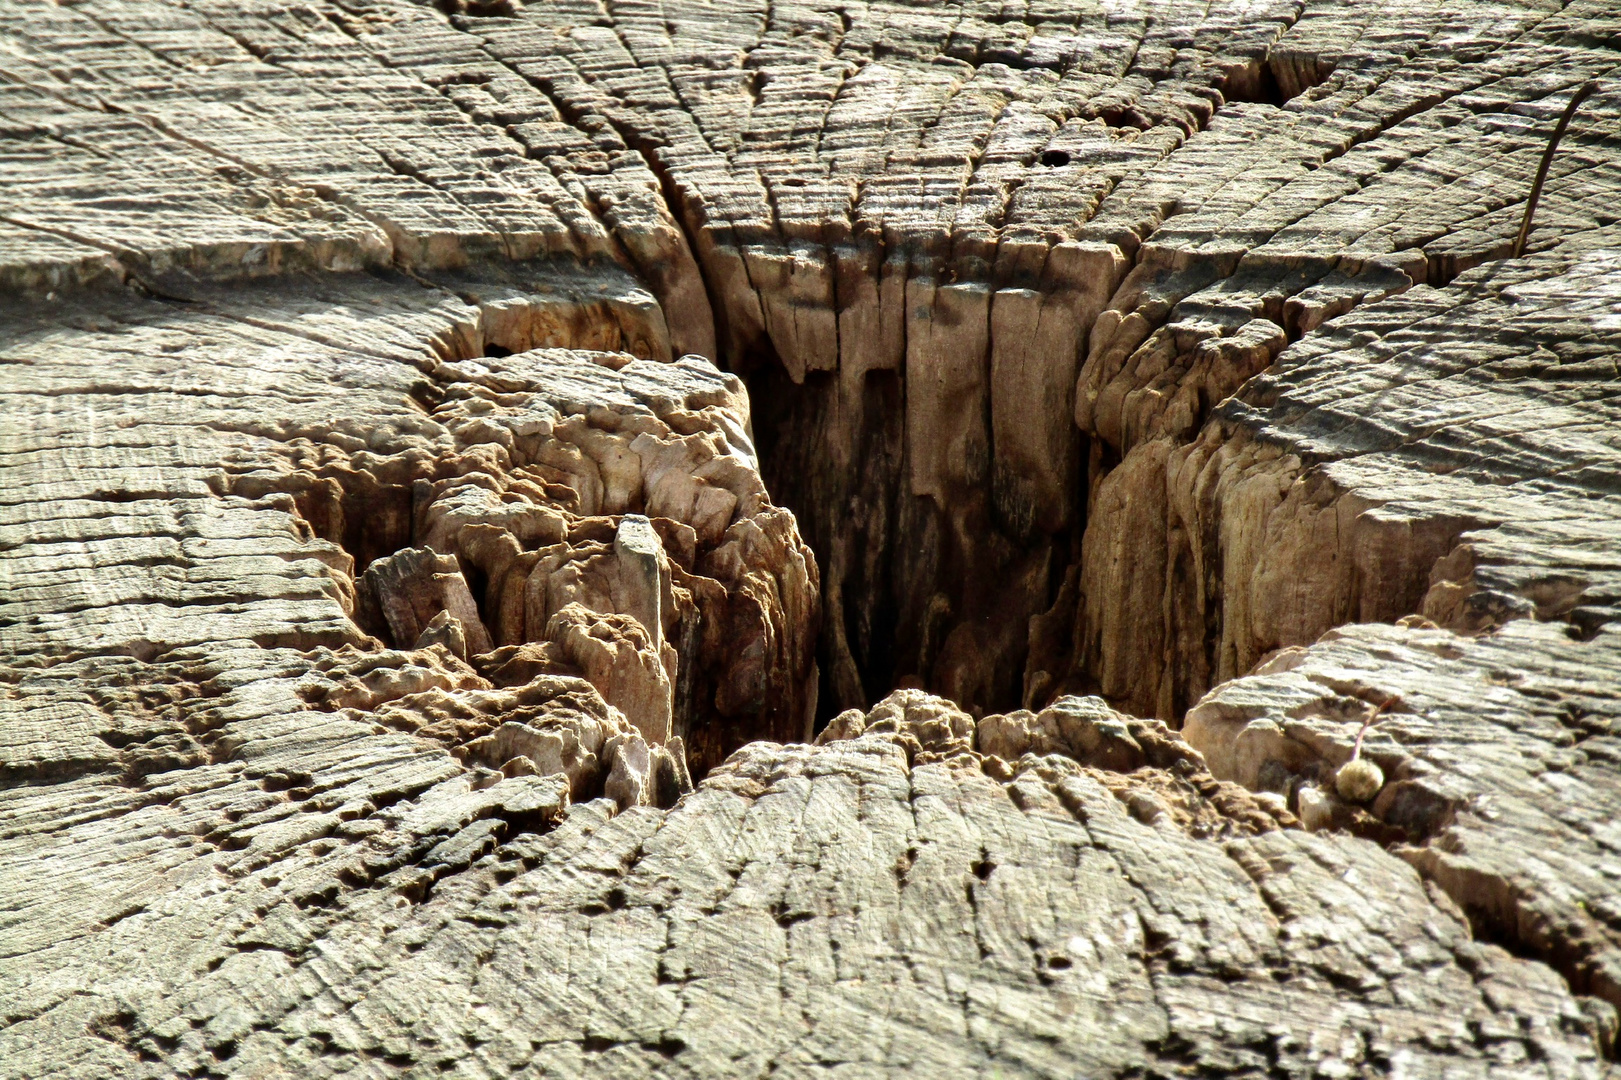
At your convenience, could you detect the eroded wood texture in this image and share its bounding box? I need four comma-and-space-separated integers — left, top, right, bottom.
4, 0, 1621, 1077
3, 689, 1614, 1078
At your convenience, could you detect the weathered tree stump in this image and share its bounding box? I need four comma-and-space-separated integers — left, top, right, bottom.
3, 0, 1619, 1075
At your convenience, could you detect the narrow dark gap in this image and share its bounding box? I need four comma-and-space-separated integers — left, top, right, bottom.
1223, 57, 1288, 107
1220, 54, 1336, 107
290, 477, 416, 577
849, 369, 914, 707
741, 341, 1083, 727
438, 0, 521, 18
461, 560, 492, 628
847, 546, 901, 707
741, 361, 860, 729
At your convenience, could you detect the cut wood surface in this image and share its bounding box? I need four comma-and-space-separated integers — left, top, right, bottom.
2, 0, 1619, 1076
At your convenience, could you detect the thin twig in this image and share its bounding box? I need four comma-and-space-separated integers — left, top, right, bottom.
1351, 698, 1394, 761
1514, 80, 1600, 258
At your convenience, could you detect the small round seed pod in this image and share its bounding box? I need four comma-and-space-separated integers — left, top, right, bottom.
1334, 757, 1385, 803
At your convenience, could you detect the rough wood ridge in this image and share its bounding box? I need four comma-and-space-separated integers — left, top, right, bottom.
2, 0, 1620, 1077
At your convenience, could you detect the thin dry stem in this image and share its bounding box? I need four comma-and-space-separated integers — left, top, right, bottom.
1514, 80, 1600, 258
1351, 698, 1395, 761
